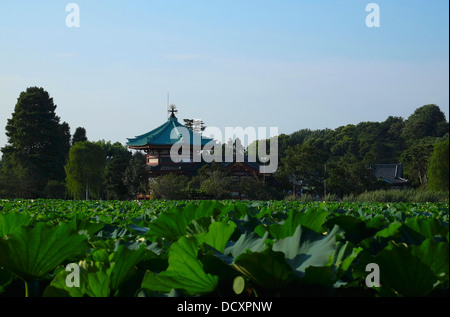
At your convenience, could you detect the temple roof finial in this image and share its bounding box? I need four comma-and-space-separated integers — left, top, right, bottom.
168, 104, 178, 118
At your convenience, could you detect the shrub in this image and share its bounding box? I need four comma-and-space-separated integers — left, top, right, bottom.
413, 190, 449, 203
199, 170, 236, 200
44, 180, 67, 199
148, 174, 189, 200
240, 177, 284, 200
349, 189, 448, 203
356, 190, 412, 203
323, 193, 340, 202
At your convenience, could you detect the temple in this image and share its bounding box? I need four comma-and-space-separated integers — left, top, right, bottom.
373, 163, 409, 189
126, 105, 271, 184
126, 105, 214, 177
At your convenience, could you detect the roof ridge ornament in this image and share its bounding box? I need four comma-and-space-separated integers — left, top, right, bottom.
168, 104, 178, 118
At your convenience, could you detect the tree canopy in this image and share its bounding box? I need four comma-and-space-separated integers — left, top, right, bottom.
402, 104, 448, 142
427, 138, 449, 192
0, 87, 70, 198
72, 127, 88, 145
65, 141, 106, 200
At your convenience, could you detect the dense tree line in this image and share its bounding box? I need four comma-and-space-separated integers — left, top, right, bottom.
269, 104, 449, 197
0, 87, 448, 200
0, 87, 147, 200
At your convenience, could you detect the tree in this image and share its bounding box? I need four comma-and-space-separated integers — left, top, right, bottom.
104, 151, 132, 200
277, 144, 328, 196
239, 176, 284, 200
379, 116, 405, 162
0, 87, 71, 198
427, 138, 449, 192
97, 141, 133, 200
183, 119, 206, 134
191, 163, 237, 199
200, 169, 236, 199
221, 138, 245, 162
326, 125, 358, 157
148, 173, 189, 200
401, 104, 448, 143
183, 119, 194, 130
326, 155, 379, 197
0, 156, 35, 198
65, 141, 106, 200
400, 140, 435, 188
72, 127, 88, 145
122, 152, 148, 199
355, 121, 383, 162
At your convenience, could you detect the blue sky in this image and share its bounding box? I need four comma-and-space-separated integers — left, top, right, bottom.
0, 0, 448, 150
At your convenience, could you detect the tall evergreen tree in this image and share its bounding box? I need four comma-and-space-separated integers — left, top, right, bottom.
72, 127, 88, 145
0, 87, 70, 198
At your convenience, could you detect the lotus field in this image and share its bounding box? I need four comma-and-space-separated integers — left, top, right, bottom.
0, 199, 448, 297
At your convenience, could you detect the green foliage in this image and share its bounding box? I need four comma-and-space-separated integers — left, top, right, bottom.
65, 141, 106, 200
72, 127, 87, 145
269, 207, 328, 237
0, 199, 448, 297
326, 156, 378, 196
201, 171, 236, 199
0, 212, 33, 237
277, 144, 328, 196
273, 104, 448, 198
194, 163, 237, 200
401, 104, 448, 142
147, 200, 229, 241
0, 87, 71, 198
427, 138, 449, 192
48, 244, 146, 297
122, 152, 148, 199
2, 97, 448, 201
232, 249, 295, 290
0, 221, 89, 281
148, 173, 189, 200
272, 225, 342, 278
43, 180, 67, 199
401, 140, 435, 187
352, 189, 449, 203
239, 177, 283, 200
141, 236, 219, 295
369, 239, 448, 296
103, 144, 132, 200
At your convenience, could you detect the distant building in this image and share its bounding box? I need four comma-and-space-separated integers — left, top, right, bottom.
373, 163, 409, 189
126, 106, 213, 177
126, 106, 271, 184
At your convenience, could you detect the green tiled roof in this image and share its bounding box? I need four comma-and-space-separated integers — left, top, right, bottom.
127, 117, 214, 147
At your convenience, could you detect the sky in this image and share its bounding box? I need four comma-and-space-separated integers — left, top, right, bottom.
0, 0, 449, 152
